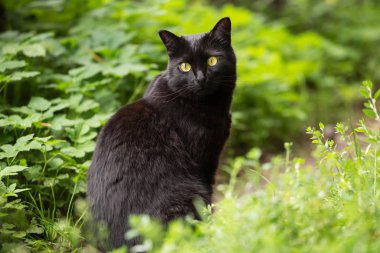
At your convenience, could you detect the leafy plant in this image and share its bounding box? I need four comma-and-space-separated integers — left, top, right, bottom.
121, 81, 380, 253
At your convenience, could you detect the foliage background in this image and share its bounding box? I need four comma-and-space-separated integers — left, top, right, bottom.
0, 0, 379, 252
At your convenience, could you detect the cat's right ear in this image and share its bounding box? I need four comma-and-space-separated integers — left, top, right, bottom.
159, 30, 180, 55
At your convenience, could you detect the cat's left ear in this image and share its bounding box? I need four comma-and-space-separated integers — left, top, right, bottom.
210, 17, 231, 45
159, 30, 180, 55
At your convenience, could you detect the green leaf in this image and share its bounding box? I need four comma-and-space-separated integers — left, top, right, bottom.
23, 165, 43, 181
28, 97, 51, 111
26, 218, 44, 234
61, 147, 85, 158
0, 181, 6, 194
75, 99, 99, 113
23, 140, 42, 151
76, 132, 97, 143
34, 136, 52, 143
0, 166, 28, 179
0, 114, 41, 128
374, 89, 380, 100
22, 44, 46, 57
76, 141, 95, 153
0, 60, 27, 72
15, 134, 34, 147
363, 109, 376, 119
9, 71, 40, 81
362, 80, 373, 89
2, 43, 20, 55
0, 144, 18, 159
69, 64, 101, 80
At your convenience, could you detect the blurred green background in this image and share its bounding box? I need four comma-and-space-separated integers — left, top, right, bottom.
1, 0, 380, 251
2, 0, 380, 152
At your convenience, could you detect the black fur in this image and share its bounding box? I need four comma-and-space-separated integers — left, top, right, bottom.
87, 17, 236, 249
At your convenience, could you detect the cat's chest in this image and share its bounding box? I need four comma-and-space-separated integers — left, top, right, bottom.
155, 100, 231, 159
172, 111, 230, 151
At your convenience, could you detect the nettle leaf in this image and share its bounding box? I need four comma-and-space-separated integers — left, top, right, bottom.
34, 136, 52, 143
0, 115, 38, 128
0, 144, 18, 159
66, 123, 90, 142
8, 71, 40, 81
23, 140, 42, 151
22, 44, 46, 57
5, 191, 28, 201
57, 173, 69, 180
0, 60, 27, 72
103, 64, 130, 77
50, 115, 80, 131
21, 114, 41, 128
28, 97, 51, 111
43, 178, 56, 187
69, 64, 102, 80
0, 166, 28, 179
48, 157, 64, 170
68, 94, 84, 108
75, 99, 99, 113
76, 141, 95, 153
85, 113, 111, 128
2, 43, 20, 55
45, 139, 65, 147
7, 183, 16, 193
0, 134, 44, 159
44, 102, 70, 119
103, 63, 148, 77
15, 134, 34, 147
11, 106, 36, 115
61, 147, 85, 158
27, 32, 54, 42
76, 132, 97, 143
23, 165, 43, 181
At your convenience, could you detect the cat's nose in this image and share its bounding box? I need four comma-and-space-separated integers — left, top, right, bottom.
196, 70, 205, 84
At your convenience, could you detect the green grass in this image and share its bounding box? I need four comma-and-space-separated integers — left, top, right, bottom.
123, 81, 380, 253
3, 81, 378, 252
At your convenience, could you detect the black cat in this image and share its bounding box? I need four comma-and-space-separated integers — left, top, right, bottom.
87, 17, 236, 249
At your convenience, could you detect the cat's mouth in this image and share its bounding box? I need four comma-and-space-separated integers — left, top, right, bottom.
186, 82, 217, 98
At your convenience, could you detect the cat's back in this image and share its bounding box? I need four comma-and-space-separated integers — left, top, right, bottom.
87, 98, 163, 178
101, 98, 157, 141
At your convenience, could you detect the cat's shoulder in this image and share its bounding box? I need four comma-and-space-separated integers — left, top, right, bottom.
102, 98, 158, 133
144, 73, 166, 97
115, 98, 156, 121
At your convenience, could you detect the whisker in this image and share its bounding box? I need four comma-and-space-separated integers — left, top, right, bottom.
150, 87, 188, 99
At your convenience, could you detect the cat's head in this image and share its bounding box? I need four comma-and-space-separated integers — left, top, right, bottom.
159, 17, 236, 98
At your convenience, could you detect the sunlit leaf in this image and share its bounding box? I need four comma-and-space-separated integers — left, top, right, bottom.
0, 61, 27, 72
0, 166, 28, 179
9, 71, 40, 81
22, 44, 46, 57
28, 97, 51, 111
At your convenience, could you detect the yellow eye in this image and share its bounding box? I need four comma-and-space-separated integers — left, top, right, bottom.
207, 56, 218, 66
179, 62, 191, 72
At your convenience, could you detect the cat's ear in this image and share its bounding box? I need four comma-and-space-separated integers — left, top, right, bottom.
210, 17, 231, 45
159, 30, 180, 55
